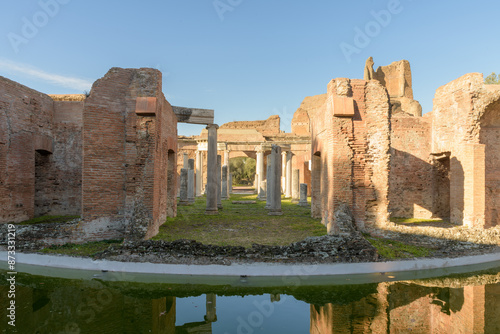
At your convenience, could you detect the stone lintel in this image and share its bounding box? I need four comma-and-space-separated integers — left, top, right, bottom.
136, 97, 157, 116
173, 106, 214, 124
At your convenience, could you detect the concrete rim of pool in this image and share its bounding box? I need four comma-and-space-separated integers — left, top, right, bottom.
2, 251, 500, 286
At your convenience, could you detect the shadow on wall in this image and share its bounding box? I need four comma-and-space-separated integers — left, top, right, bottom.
389, 148, 466, 225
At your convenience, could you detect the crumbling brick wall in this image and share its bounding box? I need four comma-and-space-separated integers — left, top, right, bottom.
311, 78, 390, 234
0, 77, 83, 223
82, 67, 177, 240
388, 114, 433, 219
431, 73, 500, 228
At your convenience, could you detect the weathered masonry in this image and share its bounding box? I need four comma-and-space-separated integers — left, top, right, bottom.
0, 68, 181, 242
305, 58, 500, 233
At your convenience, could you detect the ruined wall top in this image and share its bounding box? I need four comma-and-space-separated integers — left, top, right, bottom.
49, 94, 87, 102
89, 67, 163, 101
364, 58, 422, 116
200, 128, 266, 143
434, 72, 484, 100
220, 115, 280, 136
431, 72, 500, 152
291, 94, 326, 136
366, 58, 413, 100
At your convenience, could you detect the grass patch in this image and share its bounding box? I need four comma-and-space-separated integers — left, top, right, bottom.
152, 194, 325, 248
15, 215, 80, 225
390, 217, 456, 228
364, 234, 431, 259
390, 217, 444, 224
39, 240, 122, 257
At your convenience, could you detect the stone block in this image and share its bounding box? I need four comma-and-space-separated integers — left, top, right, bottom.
135, 97, 157, 116
34, 134, 54, 154
332, 96, 355, 117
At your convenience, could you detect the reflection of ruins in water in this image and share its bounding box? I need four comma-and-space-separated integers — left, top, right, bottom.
310, 280, 500, 333
2, 274, 500, 333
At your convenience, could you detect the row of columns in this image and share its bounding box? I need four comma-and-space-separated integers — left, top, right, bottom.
182, 125, 308, 214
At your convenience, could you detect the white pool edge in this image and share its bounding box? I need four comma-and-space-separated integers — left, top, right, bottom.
1, 251, 500, 277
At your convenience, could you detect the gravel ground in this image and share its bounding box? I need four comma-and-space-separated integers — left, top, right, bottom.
92, 223, 500, 265
94, 232, 379, 265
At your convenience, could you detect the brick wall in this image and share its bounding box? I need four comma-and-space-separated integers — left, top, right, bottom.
82, 68, 177, 240
388, 114, 433, 218
35, 99, 83, 217
311, 78, 390, 233
0, 76, 55, 223
431, 72, 500, 227
480, 101, 500, 228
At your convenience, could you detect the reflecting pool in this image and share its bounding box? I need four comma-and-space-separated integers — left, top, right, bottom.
2, 265, 500, 333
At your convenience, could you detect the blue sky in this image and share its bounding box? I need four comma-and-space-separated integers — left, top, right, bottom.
0, 0, 498, 136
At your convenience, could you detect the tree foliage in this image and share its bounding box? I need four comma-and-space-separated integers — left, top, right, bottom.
229, 157, 256, 185
485, 72, 500, 84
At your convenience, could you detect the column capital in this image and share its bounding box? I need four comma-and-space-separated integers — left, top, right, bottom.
206, 124, 219, 130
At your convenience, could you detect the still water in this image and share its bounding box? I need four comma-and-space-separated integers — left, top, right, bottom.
2, 265, 500, 333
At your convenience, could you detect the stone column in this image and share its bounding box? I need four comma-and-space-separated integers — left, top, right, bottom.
292, 168, 300, 203
259, 180, 267, 201
257, 150, 265, 200
225, 150, 231, 196
205, 293, 217, 323
269, 145, 282, 216
222, 165, 229, 200
299, 183, 308, 206
205, 124, 219, 215
281, 151, 287, 193
195, 150, 203, 197
179, 168, 189, 205
285, 152, 292, 198
265, 155, 272, 209
187, 159, 195, 204
256, 149, 264, 196
183, 152, 188, 168
217, 155, 222, 209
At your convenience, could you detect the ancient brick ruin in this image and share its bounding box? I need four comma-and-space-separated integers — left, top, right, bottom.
0, 68, 179, 242
168, 57, 500, 235
306, 58, 500, 233
1, 58, 499, 242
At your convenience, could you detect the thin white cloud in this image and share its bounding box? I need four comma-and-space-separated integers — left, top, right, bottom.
0, 59, 92, 91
